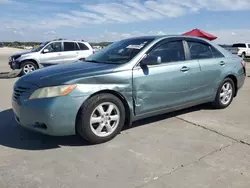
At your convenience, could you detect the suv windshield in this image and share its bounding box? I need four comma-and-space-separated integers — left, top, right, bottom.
32, 41, 50, 52
85, 38, 155, 64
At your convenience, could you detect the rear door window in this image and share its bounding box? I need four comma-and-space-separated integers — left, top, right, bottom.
64, 42, 79, 51
248, 44, 250, 48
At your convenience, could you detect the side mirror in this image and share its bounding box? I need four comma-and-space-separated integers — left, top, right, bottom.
141, 55, 162, 66
43, 49, 49, 53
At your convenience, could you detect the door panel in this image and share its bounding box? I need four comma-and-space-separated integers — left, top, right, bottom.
61, 42, 80, 64
39, 42, 63, 66
132, 40, 201, 115
133, 62, 196, 115
77, 42, 92, 59
186, 40, 225, 99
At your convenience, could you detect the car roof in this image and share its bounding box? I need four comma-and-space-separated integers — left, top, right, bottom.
48, 39, 89, 43
123, 35, 211, 42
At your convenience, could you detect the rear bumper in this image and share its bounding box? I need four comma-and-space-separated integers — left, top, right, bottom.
236, 72, 246, 91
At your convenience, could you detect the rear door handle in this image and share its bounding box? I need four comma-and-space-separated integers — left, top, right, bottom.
180, 66, 190, 72
220, 61, 225, 66
57, 53, 61, 55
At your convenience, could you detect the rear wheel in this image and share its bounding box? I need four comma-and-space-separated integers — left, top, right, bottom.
76, 93, 125, 144
212, 78, 235, 109
21, 61, 38, 75
241, 52, 246, 59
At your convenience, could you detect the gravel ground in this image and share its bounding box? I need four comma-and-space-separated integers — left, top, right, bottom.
0, 48, 250, 188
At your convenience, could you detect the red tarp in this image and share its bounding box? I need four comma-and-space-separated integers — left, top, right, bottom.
182, 28, 217, 41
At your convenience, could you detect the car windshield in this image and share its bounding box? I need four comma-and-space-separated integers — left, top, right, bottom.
85, 38, 155, 64
32, 41, 49, 52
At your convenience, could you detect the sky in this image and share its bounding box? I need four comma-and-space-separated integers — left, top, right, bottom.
0, 0, 250, 44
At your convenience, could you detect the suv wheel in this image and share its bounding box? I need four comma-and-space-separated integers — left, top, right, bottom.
21, 61, 38, 75
212, 78, 235, 109
241, 52, 246, 59
76, 93, 125, 144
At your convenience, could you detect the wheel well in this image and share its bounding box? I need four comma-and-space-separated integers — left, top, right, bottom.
76, 90, 132, 131
226, 75, 238, 97
21, 59, 39, 69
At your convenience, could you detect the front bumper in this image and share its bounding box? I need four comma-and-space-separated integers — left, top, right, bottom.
9, 59, 20, 70
12, 94, 88, 136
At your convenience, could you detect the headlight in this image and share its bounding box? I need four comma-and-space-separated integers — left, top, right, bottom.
29, 84, 77, 100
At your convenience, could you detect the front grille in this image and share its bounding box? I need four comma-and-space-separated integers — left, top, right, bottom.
13, 86, 30, 101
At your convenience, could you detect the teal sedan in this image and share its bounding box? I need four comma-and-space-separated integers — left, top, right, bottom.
12, 35, 246, 144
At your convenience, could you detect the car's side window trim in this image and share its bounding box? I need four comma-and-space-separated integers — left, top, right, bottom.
183, 40, 192, 60
74, 42, 80, 51
76, 42, 81, 51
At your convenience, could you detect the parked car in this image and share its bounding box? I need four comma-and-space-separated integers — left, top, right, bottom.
9, 39, 94, 75
0, 42, 4, 48
12, 35, 246, 144
224, 43, 250, 59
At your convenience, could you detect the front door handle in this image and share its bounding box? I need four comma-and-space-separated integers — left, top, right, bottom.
180, 66, 190, 72
220, 61, 225, 66
57, 53, 61, 55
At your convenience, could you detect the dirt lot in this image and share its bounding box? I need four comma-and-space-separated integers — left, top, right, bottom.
0, 48, 250, 188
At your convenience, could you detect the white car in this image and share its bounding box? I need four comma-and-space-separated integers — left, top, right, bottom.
9, 39, 94, 75
226, 43, 250, 59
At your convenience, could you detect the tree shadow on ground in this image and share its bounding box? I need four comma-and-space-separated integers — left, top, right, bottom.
0, 104, 214, 150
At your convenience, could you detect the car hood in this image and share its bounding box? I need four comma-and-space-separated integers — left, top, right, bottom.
18, 61, 119, 87
12, 51, 33, 57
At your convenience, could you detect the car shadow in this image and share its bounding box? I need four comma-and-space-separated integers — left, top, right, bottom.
124, 103, 214, 130
0, 104, 213, 150
0, 109, 89, 150
0, 70, 21, 79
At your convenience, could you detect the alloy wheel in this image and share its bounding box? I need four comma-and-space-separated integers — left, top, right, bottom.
220, 82, 233, 105
90, 102, 120, 137
23, 64, 36, 74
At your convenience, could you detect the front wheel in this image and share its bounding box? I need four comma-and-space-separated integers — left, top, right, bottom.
21, 61, 38, 75
212, 78, 235, 109
76, 93, 125, 144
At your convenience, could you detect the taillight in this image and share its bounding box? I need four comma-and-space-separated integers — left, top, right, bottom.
241, 60, 246, 67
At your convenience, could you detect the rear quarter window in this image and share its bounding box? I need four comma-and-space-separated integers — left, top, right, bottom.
78, 42, 90, 50
210, 46, 224, 58
187, 41, 213, 59
232, 43, 246, 48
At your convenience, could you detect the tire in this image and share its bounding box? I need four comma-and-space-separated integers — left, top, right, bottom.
241, 52, 246, 59
21, 61, 38, 76
76, 93, 125, 144
212, 78, 235, 109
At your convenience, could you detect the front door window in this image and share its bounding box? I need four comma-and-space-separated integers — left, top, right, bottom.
44, 42, 62, 53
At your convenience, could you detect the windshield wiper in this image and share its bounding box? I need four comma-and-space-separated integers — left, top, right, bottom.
84, 59, 115, 64
84, 59, 102, 63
